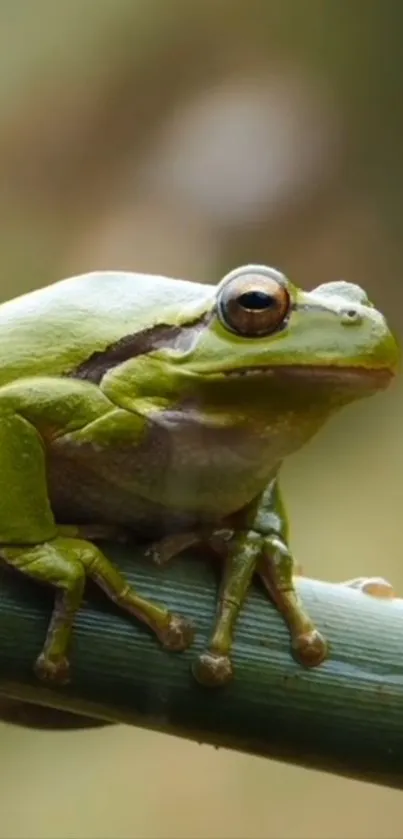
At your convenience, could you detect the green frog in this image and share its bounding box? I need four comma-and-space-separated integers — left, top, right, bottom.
0, 264, 398, 687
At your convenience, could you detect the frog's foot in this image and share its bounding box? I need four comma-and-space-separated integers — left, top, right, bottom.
145, 532, 201, 567
292, 627, 327, 667
258, 536, 329, 669
341, 576, 395, 599
192, 650, 233, 687
156, 614, 195, 651
34, 652, 70, 685
2, 536, 197, 688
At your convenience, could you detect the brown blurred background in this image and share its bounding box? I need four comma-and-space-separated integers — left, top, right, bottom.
1, 1, 403, 837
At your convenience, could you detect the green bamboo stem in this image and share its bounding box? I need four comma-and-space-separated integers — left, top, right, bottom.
0, 543, 403, 789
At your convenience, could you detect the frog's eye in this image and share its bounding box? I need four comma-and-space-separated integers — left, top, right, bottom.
216, 267, 290, 337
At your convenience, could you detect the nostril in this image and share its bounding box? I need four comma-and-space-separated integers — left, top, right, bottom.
341, 308, 362, 325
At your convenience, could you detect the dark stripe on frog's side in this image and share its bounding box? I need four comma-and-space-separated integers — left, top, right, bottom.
68, 316, 209, 385
67, 301, 328, 385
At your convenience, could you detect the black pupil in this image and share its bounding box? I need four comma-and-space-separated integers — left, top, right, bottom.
238, 290, 276, 311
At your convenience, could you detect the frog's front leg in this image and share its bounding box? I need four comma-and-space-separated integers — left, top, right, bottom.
194, 481, 327, 685
255, 485, 397, 656
191, 479, 327, 687
149, 480, 327, 687
0, 377, 194, 683
192, 531, 261, 686
257, 536, 327, 666
252, 480, 327, 667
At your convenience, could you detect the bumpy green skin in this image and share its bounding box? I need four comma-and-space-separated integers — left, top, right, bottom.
0, 266, 398, 687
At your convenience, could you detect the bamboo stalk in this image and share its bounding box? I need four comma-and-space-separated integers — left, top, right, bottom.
0, 542, 402, 789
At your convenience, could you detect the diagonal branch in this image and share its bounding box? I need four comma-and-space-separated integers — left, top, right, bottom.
0, 542, 402, 790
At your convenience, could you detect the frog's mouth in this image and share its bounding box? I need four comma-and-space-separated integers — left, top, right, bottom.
223, 365, 395, 389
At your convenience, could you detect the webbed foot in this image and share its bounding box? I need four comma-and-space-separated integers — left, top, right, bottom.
3, 536, 196, 687
34, 653, 70, 685
157, 615, 195, 651
292, 627, 327, 667
192, 651, 233, 687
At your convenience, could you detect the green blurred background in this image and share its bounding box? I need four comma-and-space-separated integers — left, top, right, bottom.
1, 1, 403, 837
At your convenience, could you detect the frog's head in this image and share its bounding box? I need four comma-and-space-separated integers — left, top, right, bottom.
164, 264, 399, 410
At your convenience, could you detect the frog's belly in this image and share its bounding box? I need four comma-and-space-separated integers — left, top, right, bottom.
47, 421, 278, 536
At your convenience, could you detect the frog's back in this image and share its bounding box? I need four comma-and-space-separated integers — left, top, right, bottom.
0, 271, 213, 386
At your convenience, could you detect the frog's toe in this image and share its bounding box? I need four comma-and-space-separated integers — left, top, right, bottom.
192, 651, 233, 687
292, 628, 327, 668
157, 614, 195, 652
342, 576, 395, 599
34, 653, 71, 685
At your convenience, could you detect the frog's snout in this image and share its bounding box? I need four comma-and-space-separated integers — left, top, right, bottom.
360, 309, 400, 376
333, 298, 400, 377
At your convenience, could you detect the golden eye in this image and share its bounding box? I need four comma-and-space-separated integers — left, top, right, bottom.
217, 267, 291, 337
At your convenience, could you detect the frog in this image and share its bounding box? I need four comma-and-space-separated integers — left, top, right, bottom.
0, 264, 398, 689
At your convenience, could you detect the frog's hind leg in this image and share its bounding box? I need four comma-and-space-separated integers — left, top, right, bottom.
3, 537, 195, 684
4, 541, 86, 683
0, 406, 194, 684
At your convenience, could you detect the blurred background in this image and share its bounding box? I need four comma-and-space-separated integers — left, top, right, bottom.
0, 1, 403, 837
